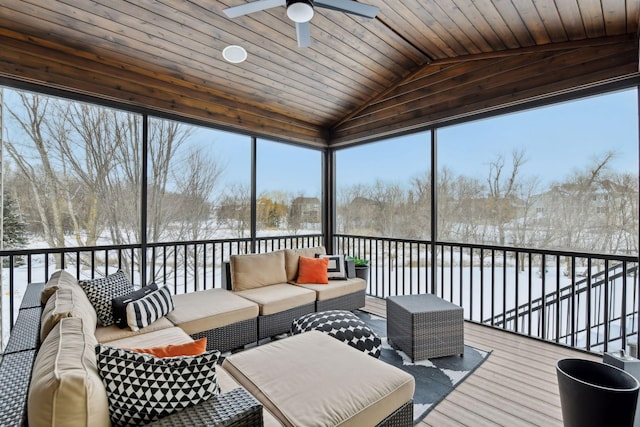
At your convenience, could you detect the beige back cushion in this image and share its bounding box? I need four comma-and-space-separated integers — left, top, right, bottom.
284, 246, 326, 282
40, 287, 98, 342
28, 317, 110, 427
230, 250, 287, 291
41, 269, 80, 305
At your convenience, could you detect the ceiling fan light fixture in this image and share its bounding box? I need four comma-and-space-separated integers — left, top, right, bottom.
286, 0, 314, 23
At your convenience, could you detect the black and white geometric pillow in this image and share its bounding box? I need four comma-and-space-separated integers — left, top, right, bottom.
79, 270, 134, 326
125, 285, 174, 331
95, 345, 220, 427
315, 254, 347, 280
292, 310, 382, 358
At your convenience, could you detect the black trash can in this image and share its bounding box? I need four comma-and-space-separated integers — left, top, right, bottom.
557, 358, 640, 427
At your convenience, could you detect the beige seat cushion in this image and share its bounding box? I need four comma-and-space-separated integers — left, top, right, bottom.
217, 365, 284, 427
94, 316, 174, 343
104, 325, 194, 349
234, 283, 316, 316
40, 269, 82, 305
284, 246, 326, 282
166, 288, 259, 335
28, 317, 110, 427
223, 330, 414, 427
40, 287, 97, 342
296, 277, 366, 301
231, 250, 287, 291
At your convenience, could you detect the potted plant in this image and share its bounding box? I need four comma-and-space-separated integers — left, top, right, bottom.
350, 256, 369, 282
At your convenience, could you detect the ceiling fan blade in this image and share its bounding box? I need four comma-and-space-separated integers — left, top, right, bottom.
223, 0, 286, 18
296, 22, 311, 47
315, 0, 379, 19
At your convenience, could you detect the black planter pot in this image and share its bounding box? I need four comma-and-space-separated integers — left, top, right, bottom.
355, 266, 369, 282
557, 358, 640, 427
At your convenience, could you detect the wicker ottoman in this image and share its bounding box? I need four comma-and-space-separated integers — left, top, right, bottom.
387, 294, 464, 361
292, 310, 382, 358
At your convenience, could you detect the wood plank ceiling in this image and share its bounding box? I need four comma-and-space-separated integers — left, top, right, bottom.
0, 1, 638, 147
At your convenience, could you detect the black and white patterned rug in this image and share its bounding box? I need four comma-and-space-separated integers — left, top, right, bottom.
354, 310, 492, 425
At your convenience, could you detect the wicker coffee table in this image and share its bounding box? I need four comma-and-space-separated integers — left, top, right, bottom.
387, 294, 464, 361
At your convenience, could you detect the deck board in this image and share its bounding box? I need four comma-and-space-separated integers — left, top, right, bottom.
363, 296, 600, 426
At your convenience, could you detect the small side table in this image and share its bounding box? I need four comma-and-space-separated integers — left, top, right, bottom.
387, 294, 464, 361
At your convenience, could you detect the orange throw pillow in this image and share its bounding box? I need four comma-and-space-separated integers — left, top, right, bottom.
127, 338, 207, 358
297, 256, 329, 284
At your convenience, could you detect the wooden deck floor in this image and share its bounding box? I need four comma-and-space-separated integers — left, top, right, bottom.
364, 296, 600, 427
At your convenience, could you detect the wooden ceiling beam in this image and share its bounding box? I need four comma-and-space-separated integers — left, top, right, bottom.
0, 33, 327, 145
428, 34, 635, 65
330, 34, 634, 133
330, 39, 638, 144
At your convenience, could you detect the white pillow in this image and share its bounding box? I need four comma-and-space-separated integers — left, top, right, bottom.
316, 254, 347, 280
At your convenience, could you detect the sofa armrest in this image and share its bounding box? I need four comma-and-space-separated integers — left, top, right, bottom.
146, 386, 263, 426
0, 349, 36, 427
222, 261, 233, 291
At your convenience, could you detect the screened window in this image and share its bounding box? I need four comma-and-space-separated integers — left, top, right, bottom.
437, 88, 638, 255
256, 139, 322, 238
335, 133, 431, 239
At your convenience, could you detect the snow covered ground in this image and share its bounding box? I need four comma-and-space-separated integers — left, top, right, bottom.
4, 259, 635, 351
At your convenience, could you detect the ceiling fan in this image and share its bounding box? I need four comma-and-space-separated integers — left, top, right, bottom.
222, 0, 379, 48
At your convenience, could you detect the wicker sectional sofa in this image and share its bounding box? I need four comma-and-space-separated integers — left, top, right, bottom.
224, 246, 367, 339
0, 249, 411, 427
20, 270, 264, 427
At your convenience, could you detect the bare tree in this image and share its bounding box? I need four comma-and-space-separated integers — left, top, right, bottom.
170, 147, 223, 241
549, 152, 616, 252
216, 183, 251, 238
146, 118, 194, 243
4, 94, 66, 249
336, 184, 369, 234
486, 149, 526, 246
444, 173, 485, 243
4, 91, 227, 283
607, 173, 639, 254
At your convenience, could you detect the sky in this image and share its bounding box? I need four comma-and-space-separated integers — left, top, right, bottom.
3, 86, 637, 196
336, 88, 638, 190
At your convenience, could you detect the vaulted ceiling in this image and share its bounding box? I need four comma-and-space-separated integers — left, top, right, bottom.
0, 1, 638, 147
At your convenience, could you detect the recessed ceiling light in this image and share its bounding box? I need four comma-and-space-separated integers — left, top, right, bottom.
222, 45, 247, 64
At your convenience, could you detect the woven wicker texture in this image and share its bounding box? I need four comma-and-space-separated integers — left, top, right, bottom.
387, 294, 464, 361
5, 307, 41, 354
147, 387, 263, 426
191, 318, 257, 352
316, 291, 365, 312
258, 302, 315, 339
20, 282, 45, 309
0, 350, 36, 427
376, 399, 413, 427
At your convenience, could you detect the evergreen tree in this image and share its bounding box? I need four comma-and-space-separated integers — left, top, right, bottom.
2, 195, 27, 267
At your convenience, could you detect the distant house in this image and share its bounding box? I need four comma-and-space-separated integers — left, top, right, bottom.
349, 197, 381, 211
289, 197, 321, 226
530, 180, 627, 219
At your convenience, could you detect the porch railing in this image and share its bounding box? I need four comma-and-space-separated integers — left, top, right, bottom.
335, 234, 639, 354
0, 234, 323, 336
2, 233, 637, 355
